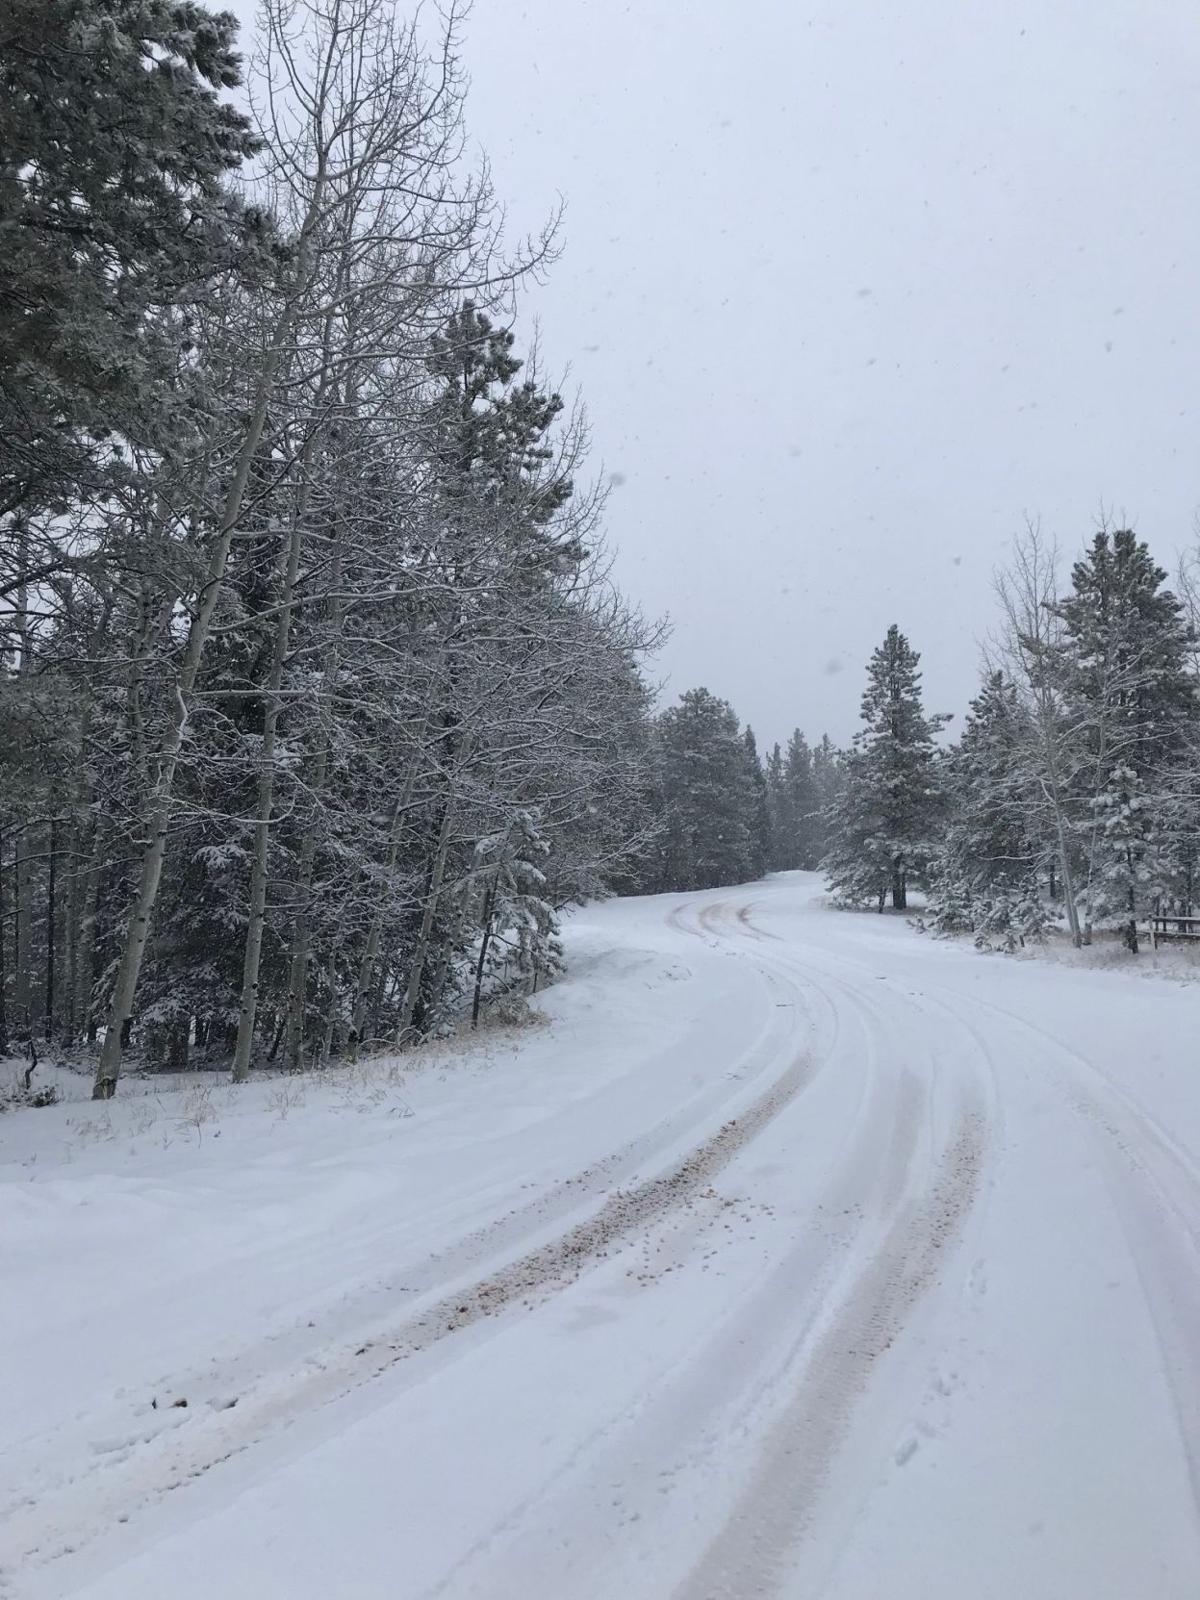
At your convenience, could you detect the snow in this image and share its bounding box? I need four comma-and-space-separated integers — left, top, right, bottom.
4, 872, 1200, 1598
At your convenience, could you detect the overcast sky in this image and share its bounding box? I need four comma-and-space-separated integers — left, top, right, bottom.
229, 1, 1200, 747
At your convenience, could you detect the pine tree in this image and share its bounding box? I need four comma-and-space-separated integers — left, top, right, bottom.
928, 672, 1047, 946
465, 811, 564, 1027
765, 741, 792, 869
810, 735, 845, 863
654, 689, 760, 891
0, 0, 266, 520
742, 728, 772, 879
1053, 529, 1197, 951
824, 626, 948, 911
390, 302, 588, 1043
783, 731, 820, 867
427, 301, 580, 583
763, 730, 822, 869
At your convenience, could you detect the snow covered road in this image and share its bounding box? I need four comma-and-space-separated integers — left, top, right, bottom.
5, 873, 1200, 1597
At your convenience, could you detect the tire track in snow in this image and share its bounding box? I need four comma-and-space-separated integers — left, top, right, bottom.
434, 895, 995, 1600
3, 1015, 819, 1584
940, 982, 1200, 1234
738, 901, 781, 939
672, 1096, 985, 1600
413, 900, 905, 1600
382, 1049, 814, 1352
911, 979, 1200, 1525
391, 957, 812, 1309
660, 895, 991, 1599
385, 896, 825, 1356
750, 886, 1200, 1565
736, 892, 1200, 1585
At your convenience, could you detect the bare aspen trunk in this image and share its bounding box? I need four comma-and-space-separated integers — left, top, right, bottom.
282, 569, 341, 1069
75, 834, 102, 1046
396, 801, 456, 1046
0, 833, 8, 1058
997, 529, 1086, 951
1123, 849, 1139, 954
347, 756, 423, 1061
318, 939, 340, 1066
230, 507, 306, 1083
61, 627, 106, 1047
93, 449, 268, 1093
282, 349, 351, 1070
471, 876, 497, 1028
92, 206, 324, 1098
428, 850, 476, 1022
13, 531, 32, 1035
264, 300, 350, 1075
62, 824, 80, 1046
1038, 756, 1082, 945
1053, 811, 1082, 946
44, 815, 56, 1040
1037, 715, 1081, 944
228, 742, 280, 1082
14, 830, 32, 1033
282, 880, 312, 1071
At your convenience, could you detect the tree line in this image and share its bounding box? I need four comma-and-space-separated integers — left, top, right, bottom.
627, 687, 844, 894
0, 0, 660, 1094
636, 519, 1200, 965
824, 524, 1200, 955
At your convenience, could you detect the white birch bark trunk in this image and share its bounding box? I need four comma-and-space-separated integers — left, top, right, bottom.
230, 500, 306, 1083
396, 800, 456, 1046
282, 537, 343, 1071
92, 187, 326, 1098
347, 753, 423, 1060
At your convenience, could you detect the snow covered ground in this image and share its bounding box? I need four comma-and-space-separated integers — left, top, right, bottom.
4, 871, 1200, 1599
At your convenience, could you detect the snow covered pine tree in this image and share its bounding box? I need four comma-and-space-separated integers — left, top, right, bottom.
651, 689, 763, 892
927, 671, 1048, 948
823, 625, 948, 911
1051, 528, 1197, 952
